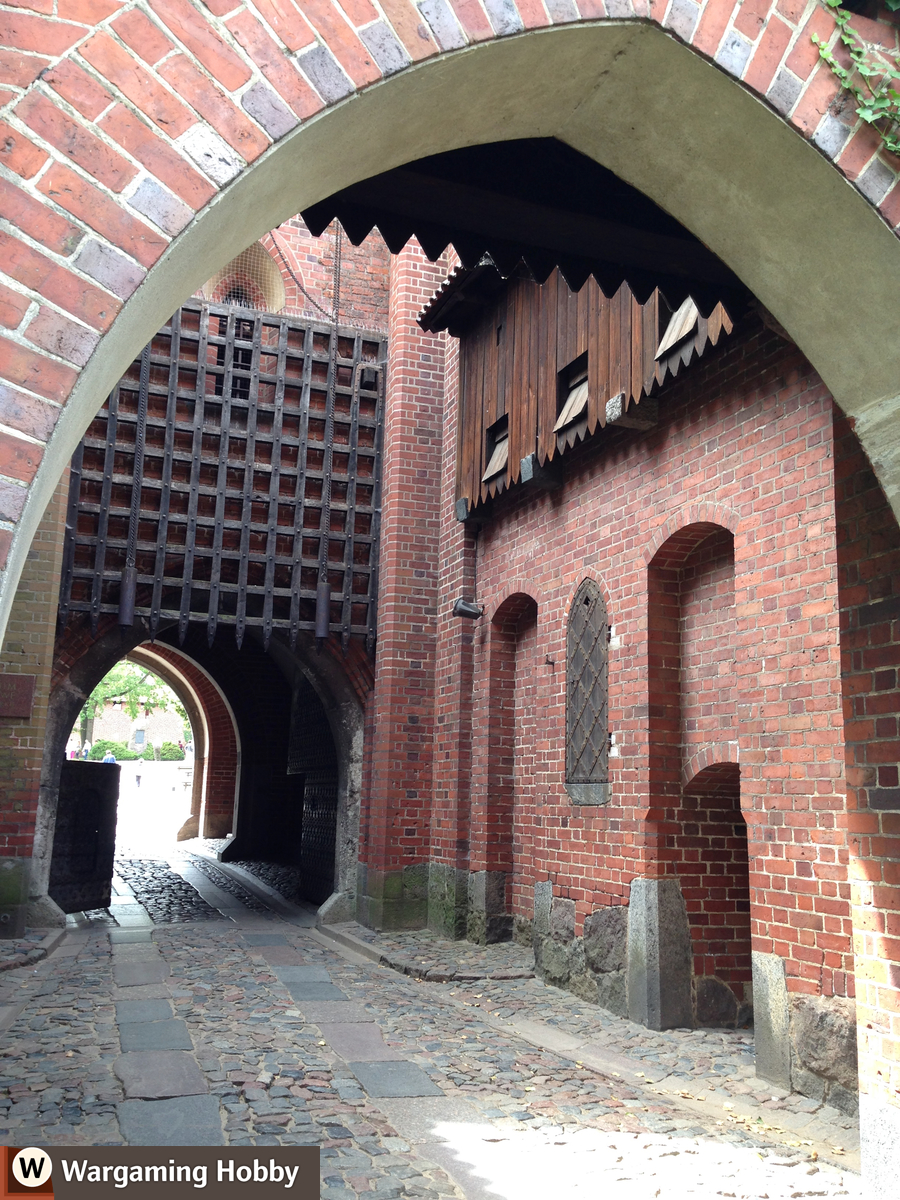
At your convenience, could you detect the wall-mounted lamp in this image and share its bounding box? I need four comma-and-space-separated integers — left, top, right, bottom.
452, 599, 484, 620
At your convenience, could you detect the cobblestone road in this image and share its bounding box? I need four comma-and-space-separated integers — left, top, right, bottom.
0, 857, 863, 1200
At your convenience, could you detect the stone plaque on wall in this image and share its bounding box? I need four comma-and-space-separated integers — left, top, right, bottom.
0, 674, 35, 719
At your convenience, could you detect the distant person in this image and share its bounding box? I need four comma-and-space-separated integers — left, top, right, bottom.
136, 757, 143, 788
81, 741, 91, 760
102, 750, 116, 763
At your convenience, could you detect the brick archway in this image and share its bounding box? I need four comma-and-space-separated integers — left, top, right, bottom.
128, 642, 240, 840
2, 7, 900, 644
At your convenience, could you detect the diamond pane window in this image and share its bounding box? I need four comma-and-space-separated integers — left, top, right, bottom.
566, 579, 609, 805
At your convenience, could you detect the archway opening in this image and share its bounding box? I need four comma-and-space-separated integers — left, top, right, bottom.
48, 653, 210, 915
78, 658, 194, 859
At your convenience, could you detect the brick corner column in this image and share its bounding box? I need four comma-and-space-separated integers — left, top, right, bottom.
359, 242, 447, 930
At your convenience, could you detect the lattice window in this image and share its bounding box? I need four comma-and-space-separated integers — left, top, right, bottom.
566, 579, 609, 805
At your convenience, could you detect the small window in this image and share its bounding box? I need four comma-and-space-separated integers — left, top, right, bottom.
566, 579, 609, 805
555, 354, 589, 451
482, 414, 509, 483
656, 296, 699, 359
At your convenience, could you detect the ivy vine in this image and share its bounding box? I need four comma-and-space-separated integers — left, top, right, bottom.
813, 0, 900, 155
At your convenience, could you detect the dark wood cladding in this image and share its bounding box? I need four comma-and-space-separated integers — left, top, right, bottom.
58, 302, 387, 651
457, 271, 732, 510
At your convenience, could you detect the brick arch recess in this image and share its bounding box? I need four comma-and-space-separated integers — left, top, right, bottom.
129, 642, 240, 840
471, 592, 538, 879
647, 521, 736, 826
0, 3, 899, 647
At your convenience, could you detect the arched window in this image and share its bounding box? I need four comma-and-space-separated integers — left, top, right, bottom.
566, 579, 609, 804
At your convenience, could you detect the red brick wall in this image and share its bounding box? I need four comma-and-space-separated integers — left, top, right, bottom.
669, 762, 751, 990
456, 318, 852, 998
835, 411, 900, 1111
362, 241, 448, 880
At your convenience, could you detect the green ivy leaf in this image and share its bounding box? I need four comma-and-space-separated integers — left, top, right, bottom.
815, 0, 900, 158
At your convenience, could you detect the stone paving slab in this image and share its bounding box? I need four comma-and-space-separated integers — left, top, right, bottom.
114, 1050, 207, 1099
118, 1095, 224, 1145
285, 982, 347, 1002
273, 965, 333, 983
298, 1001, 372, 1023
111, 944, 162, 961
111, 983, 172, 1002
260, 946, 305, 965
119, 1019, 194, 1052
115, 999, 173, 1024
318, 1022, 403, 1062
109, 930, 153, 944
50, 942, 83, 958
108, 903, 150, 918
349, 1061, 445, 1098
113, 961, 168, 987
241, 934, 289, 946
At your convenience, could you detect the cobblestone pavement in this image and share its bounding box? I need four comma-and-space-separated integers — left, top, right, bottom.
0, 930, 61, 973
0, 858, 863, 1200
114, 859, 222, 924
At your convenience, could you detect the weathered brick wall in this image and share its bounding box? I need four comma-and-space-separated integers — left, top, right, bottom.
834, 411, 900, 1121
680, 529, 738, 752
455, 318, 852, 1002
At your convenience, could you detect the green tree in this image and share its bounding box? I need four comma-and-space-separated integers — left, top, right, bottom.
77, 661, 189, 744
